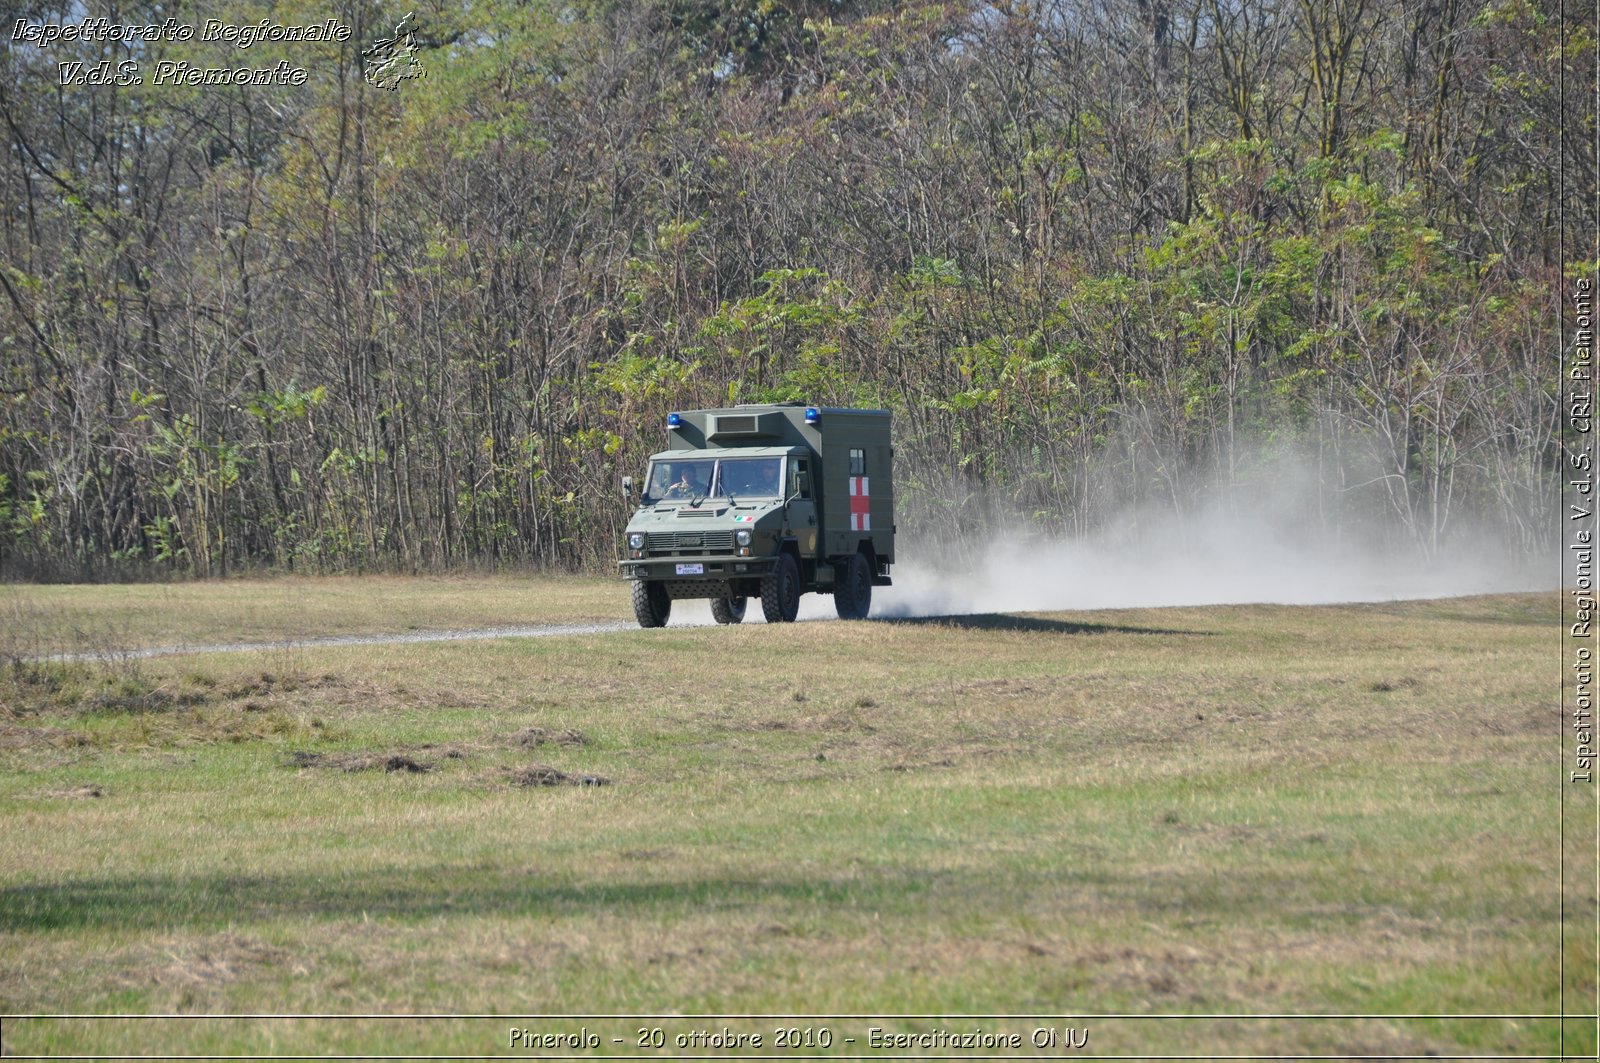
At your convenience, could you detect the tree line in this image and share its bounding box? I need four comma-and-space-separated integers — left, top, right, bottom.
1, 0, 1590, 578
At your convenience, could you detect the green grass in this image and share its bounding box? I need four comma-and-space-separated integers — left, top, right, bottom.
0, 574, 624, 658
0, 583, 1591, 1058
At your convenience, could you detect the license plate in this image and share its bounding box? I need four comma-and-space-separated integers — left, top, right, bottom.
675, 563, 704, 575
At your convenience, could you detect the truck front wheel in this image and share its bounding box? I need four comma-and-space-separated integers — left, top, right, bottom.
710, 596, 747, 624
760, 553, 801, 623
631, 580, 671, 628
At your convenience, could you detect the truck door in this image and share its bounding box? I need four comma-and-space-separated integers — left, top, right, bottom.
786, 456, 818, 557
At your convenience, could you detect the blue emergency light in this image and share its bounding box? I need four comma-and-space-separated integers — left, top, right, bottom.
804, 407, 821, 425
667, 412, 683, 429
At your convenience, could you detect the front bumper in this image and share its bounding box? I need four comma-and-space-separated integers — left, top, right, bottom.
618, 554, 779, 581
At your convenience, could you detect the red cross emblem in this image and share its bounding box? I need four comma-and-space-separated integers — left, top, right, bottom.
849, 476, 871, 532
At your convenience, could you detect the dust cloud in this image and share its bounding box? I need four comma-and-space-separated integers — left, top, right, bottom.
872, 502, 1552, 619
672, 467, 1554, 623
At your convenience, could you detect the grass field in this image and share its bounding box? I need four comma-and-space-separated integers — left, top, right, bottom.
0, 579, 1592, 1058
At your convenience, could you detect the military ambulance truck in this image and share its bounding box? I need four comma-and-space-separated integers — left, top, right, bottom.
619, 404, 894, 627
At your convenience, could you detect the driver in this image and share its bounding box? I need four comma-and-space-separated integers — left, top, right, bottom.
663, 468, 702, 498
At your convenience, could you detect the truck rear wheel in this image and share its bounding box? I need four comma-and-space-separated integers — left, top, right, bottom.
631, 580, 671, 628
760, 553, 801, 623
710, 596, 747, 624
834, 552, 873, 620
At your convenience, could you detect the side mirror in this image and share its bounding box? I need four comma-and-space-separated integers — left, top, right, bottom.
795, 469, 809, 498
622, 476, 634, 500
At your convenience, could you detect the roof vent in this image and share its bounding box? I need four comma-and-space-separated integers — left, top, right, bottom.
710, 412, 776, 439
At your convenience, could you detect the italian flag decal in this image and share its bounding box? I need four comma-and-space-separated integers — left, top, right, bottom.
849, 476, 871, 532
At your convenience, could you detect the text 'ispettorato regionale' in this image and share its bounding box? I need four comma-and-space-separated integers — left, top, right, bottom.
12, 17, 352, 87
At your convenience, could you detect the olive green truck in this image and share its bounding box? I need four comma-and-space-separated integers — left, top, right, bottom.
619, 404, 894, 626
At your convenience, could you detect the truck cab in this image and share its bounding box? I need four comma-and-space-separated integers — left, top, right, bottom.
619, 404, 894, 626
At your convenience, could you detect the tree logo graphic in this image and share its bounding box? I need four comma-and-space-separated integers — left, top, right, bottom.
362, 12, 425, 90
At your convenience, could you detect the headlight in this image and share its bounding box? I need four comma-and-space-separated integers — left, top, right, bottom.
735, 529, 752, 546
628, 532, 645, 550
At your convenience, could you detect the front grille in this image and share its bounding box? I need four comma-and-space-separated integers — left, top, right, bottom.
646, 531, 735, 555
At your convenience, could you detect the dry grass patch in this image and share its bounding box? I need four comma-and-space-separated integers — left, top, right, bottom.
285, 751, 437, 774
34, 784, 106, 800
506, 764, 612, 787
510, 726, 589, 747
136, 934, 290, 993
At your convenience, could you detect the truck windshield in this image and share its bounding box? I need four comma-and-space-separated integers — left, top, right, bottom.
645, 459, 717, 502
714, 458, 783, 498
643, 456, 784, 503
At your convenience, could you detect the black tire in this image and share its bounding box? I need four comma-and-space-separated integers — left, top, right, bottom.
834, 552, 873, 620
710, 596, 747, 624
631, 580, 671, 628
760, 553, 801, 623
